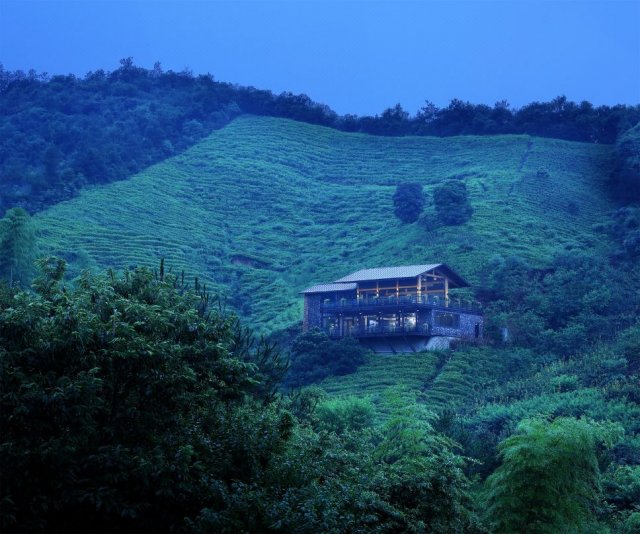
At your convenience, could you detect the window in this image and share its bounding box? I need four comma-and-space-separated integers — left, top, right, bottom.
404, 313, 417, 327
434, 312, 460, 328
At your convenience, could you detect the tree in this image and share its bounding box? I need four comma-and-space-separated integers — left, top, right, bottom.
0, 260, 479, 533
433, 180, 473, 225
0, 207, 37, 286
379, 103, 410, 135
613, 123, 640, 203
483, 417, 619, 534
286, 328, 368, 386
0, 260, 289, 532
392, 182, 426, 223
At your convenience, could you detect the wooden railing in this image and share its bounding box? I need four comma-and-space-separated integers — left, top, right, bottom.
321, 294, 481, 313
326, 322, 431, 338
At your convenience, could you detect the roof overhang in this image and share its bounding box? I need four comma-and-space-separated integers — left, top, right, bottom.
300, 282, 358, 295
333, 263, 470, 288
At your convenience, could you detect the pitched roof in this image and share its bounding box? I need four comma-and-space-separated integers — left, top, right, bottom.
333, 263, 469, 287
301, 282, 357, 294
334, 264, 441, 282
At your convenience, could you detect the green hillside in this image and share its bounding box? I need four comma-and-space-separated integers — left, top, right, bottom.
35, 115, 615, 334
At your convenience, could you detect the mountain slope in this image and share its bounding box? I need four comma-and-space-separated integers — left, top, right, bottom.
35, 115, 615, 334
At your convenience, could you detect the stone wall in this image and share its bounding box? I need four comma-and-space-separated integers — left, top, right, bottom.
430, 310, 483, 339
303, 294, 322, 331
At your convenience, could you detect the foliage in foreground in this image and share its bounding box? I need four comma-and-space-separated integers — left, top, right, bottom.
286, 328, 369, 387
0, 207, 38, 286
0, 260, 479, 532
483, 417, 620, 534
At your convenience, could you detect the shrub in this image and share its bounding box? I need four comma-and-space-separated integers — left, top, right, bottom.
392, 182, 426, 223
616, 323, 640, 373
286, 329, 369, 386
315, 396, 376, 433
433, 180, 473, 225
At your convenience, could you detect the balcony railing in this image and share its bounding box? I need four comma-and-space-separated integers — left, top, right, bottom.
326, 323, 431, 338
321, 294, 481, 314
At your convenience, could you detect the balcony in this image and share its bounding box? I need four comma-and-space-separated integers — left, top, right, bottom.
321, 294, 481, 314
325, 322, 431, 339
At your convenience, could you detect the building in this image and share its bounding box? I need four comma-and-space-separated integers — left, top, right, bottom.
301, 263, 482, 349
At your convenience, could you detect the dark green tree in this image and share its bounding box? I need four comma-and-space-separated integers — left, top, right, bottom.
392, 182, 426, 223
286, 328, 368, 386
483, 417, 619, 534
0, 259, 289, 532
0, 260, 480, 533
433, 179, 473, 225
613, 123, 640, 203
0, 207, 37, 286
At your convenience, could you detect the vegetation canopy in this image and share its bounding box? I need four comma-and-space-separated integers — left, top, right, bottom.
483, 417, 620, 534
0, 260, 482, 533
392, 182, 426, 223
1, 60, 639, 533
433, 180, 474, 226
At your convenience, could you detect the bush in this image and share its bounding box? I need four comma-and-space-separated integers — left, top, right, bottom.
433, 180, 473, 225
609, 207, 640, 260
315, 396, 376, 434
286, 329, 369, 387
392, 182, 426, 223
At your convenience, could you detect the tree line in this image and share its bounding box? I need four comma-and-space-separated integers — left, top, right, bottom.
2, 59, 639, 216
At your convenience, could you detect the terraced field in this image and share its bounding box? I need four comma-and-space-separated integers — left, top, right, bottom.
319, 352, 442, 418
35, 115, 615, 334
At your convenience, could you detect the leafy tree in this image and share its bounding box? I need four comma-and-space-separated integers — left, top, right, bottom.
379, 103, 411, 135
315, 395, 375, 433
478, 251, 640, 355
433, 179, 473, 225
613, 123, 640, 203
1, 261, 481, 532
483, 417, 619, 534
609, 207, 640, 260
392, 182, 426, 223
372, 389, 482, 532
0, 259, 288, 532
615, 322, 640, 373
286, 328, 368, 386
0, 207, 37, 285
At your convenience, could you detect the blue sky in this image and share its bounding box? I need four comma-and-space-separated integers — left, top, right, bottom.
1, 0, 638, 115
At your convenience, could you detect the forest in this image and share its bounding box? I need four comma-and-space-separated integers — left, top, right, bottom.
0, 59, 640, 533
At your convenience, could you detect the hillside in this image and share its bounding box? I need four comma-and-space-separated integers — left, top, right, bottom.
35, 115, 616, 334
3, 65, 637, 218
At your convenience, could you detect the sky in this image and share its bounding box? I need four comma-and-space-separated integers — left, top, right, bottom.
1, 0, 639, 116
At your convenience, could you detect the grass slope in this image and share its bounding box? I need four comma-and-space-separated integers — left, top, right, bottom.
36, 115, 615, 334
319, 352, 442, 419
